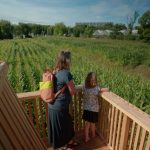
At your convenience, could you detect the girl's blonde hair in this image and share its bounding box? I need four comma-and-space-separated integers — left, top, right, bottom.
85, 72, 97, 88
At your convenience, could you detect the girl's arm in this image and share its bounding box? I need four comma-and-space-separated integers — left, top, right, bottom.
67, 80, 75, 96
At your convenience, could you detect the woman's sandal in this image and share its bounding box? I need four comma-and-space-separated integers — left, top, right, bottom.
67, 142, 79, 149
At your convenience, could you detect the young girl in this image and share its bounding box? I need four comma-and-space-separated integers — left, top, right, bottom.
82, 72, 109, 142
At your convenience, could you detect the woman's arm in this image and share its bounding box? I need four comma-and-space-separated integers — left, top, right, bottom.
67, 80, 75, 96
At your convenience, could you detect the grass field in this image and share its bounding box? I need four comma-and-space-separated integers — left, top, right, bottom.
0, 36, 150, 114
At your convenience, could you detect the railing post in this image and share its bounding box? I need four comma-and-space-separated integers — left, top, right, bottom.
119, 114, 130, 150
0, 62, 8, 93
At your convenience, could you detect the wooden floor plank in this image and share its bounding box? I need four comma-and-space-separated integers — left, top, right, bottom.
46, 132, 110, 150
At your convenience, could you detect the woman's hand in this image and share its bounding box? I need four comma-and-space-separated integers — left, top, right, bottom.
67, 80, 75, 96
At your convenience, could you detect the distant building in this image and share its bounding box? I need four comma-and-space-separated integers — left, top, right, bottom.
132, 29, 138, 35
119, 29, 138, 35
105, 30, 113, 36
93, 29, 113, 37
75, 22, 112, 27
119, 29, 128, 35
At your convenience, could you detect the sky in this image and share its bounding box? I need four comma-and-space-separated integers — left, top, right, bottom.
0, 0, 149, 26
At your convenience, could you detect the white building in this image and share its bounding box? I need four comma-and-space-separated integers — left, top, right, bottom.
132, 29, 138, 35
93, 29, 113, 37
119, 29, 128, 35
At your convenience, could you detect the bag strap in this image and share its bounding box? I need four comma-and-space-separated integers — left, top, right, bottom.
54, 85, 67, 98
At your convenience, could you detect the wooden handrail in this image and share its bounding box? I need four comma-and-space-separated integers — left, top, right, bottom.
17, 85, 83, 100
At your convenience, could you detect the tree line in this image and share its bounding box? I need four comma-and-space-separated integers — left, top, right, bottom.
0, 10, 149, 42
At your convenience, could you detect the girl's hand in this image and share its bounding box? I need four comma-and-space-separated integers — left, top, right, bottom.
101, 88, 109, 92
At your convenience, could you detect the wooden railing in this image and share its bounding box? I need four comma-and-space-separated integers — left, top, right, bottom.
17, 87, 150, 150
98, 92, 150, 150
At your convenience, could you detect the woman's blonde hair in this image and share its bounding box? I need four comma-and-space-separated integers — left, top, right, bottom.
55, 51, 71, 70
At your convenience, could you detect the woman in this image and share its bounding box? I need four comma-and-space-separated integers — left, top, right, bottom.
48, 51, 77, 150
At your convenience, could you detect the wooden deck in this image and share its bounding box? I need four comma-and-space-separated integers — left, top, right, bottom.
46, 132, 109, 150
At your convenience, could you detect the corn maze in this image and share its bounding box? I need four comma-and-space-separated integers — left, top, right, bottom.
0, 37, 150, 114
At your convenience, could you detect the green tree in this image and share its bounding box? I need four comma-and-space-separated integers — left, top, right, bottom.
18, 23, 31, 38
0, 20, 13, 39
54, 23, 67, 36
31, 24, 42, 35
65, 27, 73, 37
73, 24, 87, 37
114, 23, 127, 32
138, 10, 150, 42
103, 22, 114, 30
47, 25, 54, 35
84, 26, 94, 37
13, 24, 21, 37
0, 27, 2, 39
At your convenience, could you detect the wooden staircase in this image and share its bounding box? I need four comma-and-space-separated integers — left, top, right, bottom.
0, 62, 46, 150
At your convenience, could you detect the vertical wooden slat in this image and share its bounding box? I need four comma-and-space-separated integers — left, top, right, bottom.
112, 108, 118, 149
133, 125, 141, 150
99, 100, 103, 135
21, 100, 25, 108
115, 111, 122, 150
105, 102, 110, 140
109, 106, 115, 146
44, 102, 48, 124
119, 115, 130, 150
104, 101, 109, 139
76, 92, 79, 131
39, 99, 46, 137
103, 101, 106, 138
102, 100, 106, 137
107, 103, 112, 143
139, 128, 146, 150
128, 121, 135, 150
78, 91, 82, 131
81, 92, 85, 129
27, 99, 33, 124
98, 98, 103, 134
101, 100, 105, 137
33, 100, 40, 134
145, 134, 150, 150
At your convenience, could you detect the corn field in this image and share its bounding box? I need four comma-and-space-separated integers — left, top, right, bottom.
0, 36, 150, 114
